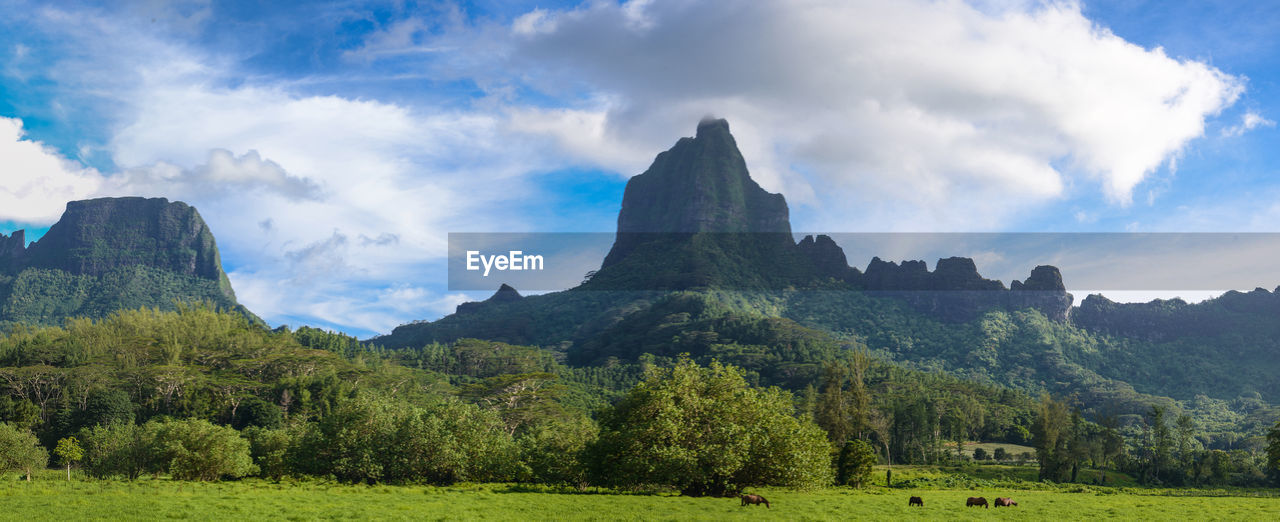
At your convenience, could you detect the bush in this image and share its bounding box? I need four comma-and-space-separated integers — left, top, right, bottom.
81, 419, 255, 481
586, 359, 833, 496
152, 418, 256, 481
244, 425, 298, 481
517, 415, 597, 487
973, 447, 989, 461
294, 393, 519, 484
0, 423, 49, 480
993, 447, 1009, 461
78, 422, 160, 479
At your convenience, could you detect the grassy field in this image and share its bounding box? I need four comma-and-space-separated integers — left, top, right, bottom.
2, 471, 1277, 521
959, 441, 1037, 458
882, 463, 1142, 488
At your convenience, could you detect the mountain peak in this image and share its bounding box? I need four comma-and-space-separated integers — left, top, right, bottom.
601, 119, 791, 271
23, 197, 226, 280
695, 116, 730, 137
612, 118, 788, 236
0, 196, 257, 326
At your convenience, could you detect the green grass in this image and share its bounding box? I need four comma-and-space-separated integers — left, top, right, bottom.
3, 471, 1279, 521
959, 441, 1037, 457
882, 463, 1142, 488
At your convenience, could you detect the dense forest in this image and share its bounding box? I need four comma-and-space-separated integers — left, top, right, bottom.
0, 304, 1276, 491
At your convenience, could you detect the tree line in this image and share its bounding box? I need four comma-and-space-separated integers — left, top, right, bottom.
0, 304, 1278, 492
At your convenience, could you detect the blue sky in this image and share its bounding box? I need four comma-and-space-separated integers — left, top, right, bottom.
0, 0, 1277, 337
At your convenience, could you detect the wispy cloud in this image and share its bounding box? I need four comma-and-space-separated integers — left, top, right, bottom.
1221, 110, 1275, 137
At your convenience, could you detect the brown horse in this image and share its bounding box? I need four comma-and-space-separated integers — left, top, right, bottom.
966, 497, 988, 508
994, 497, 1017, 507
908, 496, 924, 506
741, 494, 770, 508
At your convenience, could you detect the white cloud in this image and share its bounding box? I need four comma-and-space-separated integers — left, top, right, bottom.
0, 117, 104, 222
400, 0, 1245, 228
116, 149, 321, 201
3, 0, 1253, 336
1221, 110, 1275, 137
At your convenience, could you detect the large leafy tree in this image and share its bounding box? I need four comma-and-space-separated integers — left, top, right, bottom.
587, 359, 832, 496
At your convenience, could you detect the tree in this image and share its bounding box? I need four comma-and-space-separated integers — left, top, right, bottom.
1033, 394, 1071, 482
993, 447, 1008, 461
55, 436, 84, 480
837, 440, 878, 487
1147, 406, 1173, 484
232, 397, 284, 430
1175, 414, 1197, 483
814, 350, 874, 446
1267, 420, 1280, 484
972, 447, 989, 461
75, 389, 134, 430
0, 423, 49, 481
586, 359, 833, 496
1098, 428, 1125, 485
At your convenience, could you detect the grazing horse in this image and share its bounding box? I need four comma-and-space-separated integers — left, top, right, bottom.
966, 497, 988, 508
908, 496, 924, 507
994, 497, 1017, 507
740, 494, 770, 508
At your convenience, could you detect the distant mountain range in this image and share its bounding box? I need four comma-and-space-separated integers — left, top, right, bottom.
374, 119, 1280, 439
0, 197, 257, 327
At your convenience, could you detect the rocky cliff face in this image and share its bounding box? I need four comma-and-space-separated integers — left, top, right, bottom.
19, 197, 224, 279
602, 118, 794, 270
590, 118, 808, 289
858, 257, 1071, 321
0, 197, 254, 326
613, 118, 790, 235
0, 229, 24, 274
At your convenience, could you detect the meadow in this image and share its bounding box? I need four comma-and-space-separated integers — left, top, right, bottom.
3, 469, 1278, 521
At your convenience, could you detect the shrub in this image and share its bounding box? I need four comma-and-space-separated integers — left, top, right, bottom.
0, 423, 49, 480
244, 425, 298, 481
294, 393, 519, 484
152, 418, 256, 481
586, 359, 833, 496
517, 415, 597, 487
78, 422, 160, 479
